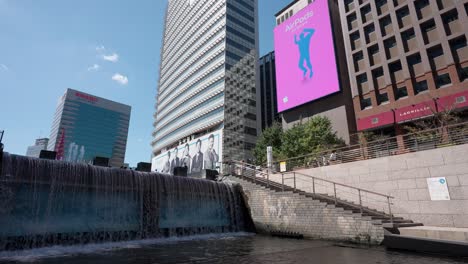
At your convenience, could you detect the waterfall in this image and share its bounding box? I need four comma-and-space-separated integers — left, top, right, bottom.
0, 153, 253, 251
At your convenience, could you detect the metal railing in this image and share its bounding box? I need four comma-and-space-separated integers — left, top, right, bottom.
224, 160, 394, 221
271, 122, 468, 172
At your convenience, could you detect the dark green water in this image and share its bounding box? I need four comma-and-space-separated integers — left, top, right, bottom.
0, 234, 466, 264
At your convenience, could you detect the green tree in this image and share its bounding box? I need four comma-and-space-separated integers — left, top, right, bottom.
302, 116, 345, 154
253, 122, 283, 165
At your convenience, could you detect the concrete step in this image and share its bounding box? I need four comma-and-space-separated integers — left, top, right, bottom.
399, 226, 468, 243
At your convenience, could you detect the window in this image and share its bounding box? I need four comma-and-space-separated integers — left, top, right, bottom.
361, 5, 371, 23
402, 30, 416, 43
389, 61, 402, 72
435, 73, 451, 88
396, 6, 410, 28
407, 53, 422, 65
360, 97, 372, 109
442, 9, 459, 24
396, 86, 408, 99
459, 67, 468, 82
414, 80, 428, 94
378, 92, 389, 104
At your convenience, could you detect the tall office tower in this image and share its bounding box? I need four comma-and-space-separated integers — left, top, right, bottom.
152, 0, 259, 174
338, 0, 468, 136
259, 51, 280, 130
25, 138, 49, 158
47, 88, 131, 167
273, 0, 356, 143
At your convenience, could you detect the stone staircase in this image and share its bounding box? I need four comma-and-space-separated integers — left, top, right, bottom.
228, 171, 423, 243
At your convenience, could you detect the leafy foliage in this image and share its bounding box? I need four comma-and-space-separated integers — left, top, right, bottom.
253, 116, 344, 165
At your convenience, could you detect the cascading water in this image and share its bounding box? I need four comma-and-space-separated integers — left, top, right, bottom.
0, 153, 254, 251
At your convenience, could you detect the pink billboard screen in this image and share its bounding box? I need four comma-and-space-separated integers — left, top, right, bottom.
274, 0, 340, 112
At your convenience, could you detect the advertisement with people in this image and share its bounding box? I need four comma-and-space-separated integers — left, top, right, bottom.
151, 129, 223, 177
274, 0, 340, 112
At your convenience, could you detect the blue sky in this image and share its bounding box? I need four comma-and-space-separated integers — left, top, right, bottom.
0, 0, 291, 166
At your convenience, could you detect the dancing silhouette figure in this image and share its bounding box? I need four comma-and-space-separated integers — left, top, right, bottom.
295, 28, 315, 78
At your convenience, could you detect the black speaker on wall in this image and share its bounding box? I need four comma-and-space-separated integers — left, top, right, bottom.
39, 150, 57, 160
93, 156, 109, 167
136, 162, 151, 172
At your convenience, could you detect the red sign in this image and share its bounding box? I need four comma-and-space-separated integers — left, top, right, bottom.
357, 111, 394, 131
395, 100, 436, 123
75, 92, 98, 103
437, 91, 468, 112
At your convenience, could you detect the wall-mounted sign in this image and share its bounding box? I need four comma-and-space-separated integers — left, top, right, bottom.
280, 161, 287, 172
427, 177, 450, 201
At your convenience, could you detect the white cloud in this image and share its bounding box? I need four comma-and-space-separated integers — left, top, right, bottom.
87, 64, 100, 71
0, 64, 8, 71
102, 53, 119, 62
95, 45, 105, 52
112, 73, 128, 85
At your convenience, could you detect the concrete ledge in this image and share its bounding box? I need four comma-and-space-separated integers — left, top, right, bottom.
384, 234, 468, 257
399, 226, 468, 242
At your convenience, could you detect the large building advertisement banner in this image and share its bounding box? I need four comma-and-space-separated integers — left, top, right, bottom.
151, 129, 223, 177
274, 0, 340, 112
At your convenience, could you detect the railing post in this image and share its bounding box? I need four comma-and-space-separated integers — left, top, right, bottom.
358, 189, 363, 214
293, 172, 296, 191
333, 183, 337, 205
312, 178, 316, 194
267, 171, 270, 188
281, 173, 284, 192
387, 196, 393, 224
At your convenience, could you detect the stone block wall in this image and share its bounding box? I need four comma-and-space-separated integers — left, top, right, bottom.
230, 177, 385, 244
272, 144, 468, 228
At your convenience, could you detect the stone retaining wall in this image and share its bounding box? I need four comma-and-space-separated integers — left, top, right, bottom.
230, 177, 385, 244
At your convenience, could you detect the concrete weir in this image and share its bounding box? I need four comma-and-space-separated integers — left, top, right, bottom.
0, 153, 254, 251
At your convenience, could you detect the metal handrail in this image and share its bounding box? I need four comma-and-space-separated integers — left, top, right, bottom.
269, 121, 468, 172
226, 160, 394, 220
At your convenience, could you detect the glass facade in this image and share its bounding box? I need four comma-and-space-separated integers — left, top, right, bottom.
152, 0, 259, 162
48, 89, 131, 167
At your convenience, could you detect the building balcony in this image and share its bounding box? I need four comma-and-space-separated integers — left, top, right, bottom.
382, 24, 393, 36
367, 32, 377, 43
432, 55, 447, 70
394, 0, 406, 7
418, 6, 432, 20
438, 0, 455, 10
445, 20, 462, 36
387, 46, 399, 59
400, 15, 412, 28
406, 37, 419, 52
357, 59, 366, 72
424, 29, 439, 44
412, 62, 425, 77
455, 46, 468, 62
393, 69, 405, 83
370, 53, 381, 65
375, 76, 386, 89
378, 3, 389, 15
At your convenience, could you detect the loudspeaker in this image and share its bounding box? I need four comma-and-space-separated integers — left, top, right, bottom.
205, 169, 219, 181
39, 150, 57, 160
93, 156, 109, 167
136, 162, 151, 172
173, 166, 188, 177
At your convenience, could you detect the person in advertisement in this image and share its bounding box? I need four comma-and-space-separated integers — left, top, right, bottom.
295, 28, 315, 78
181, 143, 191, 173
203, 134, 219, 170
191, 139, 204, 174
161, 150, 171, 174
170, 147, 180, 173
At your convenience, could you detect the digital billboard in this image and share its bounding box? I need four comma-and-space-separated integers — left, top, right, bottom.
274, 0, 340, 112
151, 129, 223, 177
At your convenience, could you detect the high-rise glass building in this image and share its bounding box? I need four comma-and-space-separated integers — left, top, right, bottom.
152, 0, 259, 165
259, 51, 280, 130
48, 88, 131, 167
